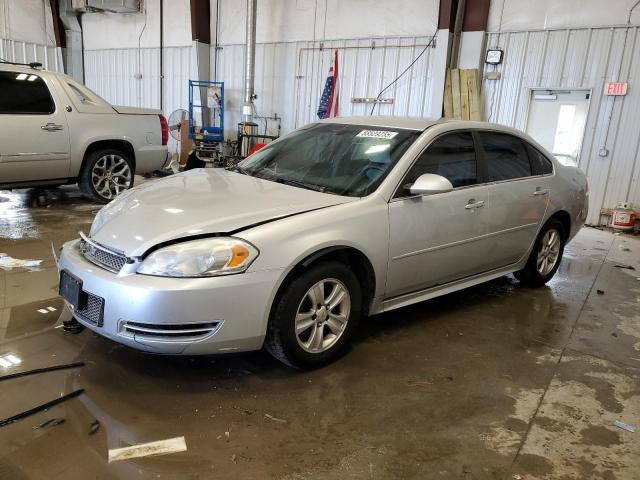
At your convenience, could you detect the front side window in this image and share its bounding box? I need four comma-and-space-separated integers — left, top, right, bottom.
0, 71, 55, 114
236, 123, 420, 197
479, 131, 532, 182
396, 131, 477, 196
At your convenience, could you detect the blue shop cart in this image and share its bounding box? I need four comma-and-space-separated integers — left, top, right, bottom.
188, 80, 224, 146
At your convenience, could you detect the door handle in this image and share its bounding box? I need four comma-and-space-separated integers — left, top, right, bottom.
41, 123, 64, 131
465, 200, 485, 209
532, 188, 550, 196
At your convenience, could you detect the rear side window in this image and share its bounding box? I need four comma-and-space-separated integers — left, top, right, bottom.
0, 71, 55, 114
526, 144, 554, 175
479, 132, 532, 182
398, 131, 477, 195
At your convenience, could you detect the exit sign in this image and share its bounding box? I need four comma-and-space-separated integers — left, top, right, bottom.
605, 82, 628, 96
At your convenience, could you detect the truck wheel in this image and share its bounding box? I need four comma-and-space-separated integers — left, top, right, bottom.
79, 149, 134, 203
514, 219, 565, 287
265, 261, 362, 369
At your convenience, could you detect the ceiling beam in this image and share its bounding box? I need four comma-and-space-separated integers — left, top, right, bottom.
190, 0, 211, 44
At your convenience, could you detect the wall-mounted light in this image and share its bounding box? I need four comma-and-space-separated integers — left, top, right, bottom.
485, 48, 504, 65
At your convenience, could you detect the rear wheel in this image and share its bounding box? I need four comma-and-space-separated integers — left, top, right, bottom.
515, 219, 565, 286
265, 261, 361, 369
79, 149, 134, 203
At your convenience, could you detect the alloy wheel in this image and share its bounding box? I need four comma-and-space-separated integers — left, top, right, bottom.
295, 278, 351, 353
91, 154, 132, 200
537, 228, 561, 276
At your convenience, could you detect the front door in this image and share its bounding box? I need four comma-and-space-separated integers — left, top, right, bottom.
386, 131, 493, 298
0, 71, 70, 184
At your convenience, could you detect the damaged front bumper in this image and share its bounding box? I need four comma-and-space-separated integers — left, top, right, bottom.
56, 239, 282, 355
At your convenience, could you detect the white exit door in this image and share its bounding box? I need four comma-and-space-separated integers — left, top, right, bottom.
525, 89, 590, 167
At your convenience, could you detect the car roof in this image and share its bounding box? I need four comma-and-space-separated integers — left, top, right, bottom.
318, 116, 446, 130
318, 116, 535, 139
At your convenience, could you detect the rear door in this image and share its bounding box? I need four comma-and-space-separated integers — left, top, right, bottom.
0, 70, 70, 183
478, 131, 551, 269
386, 131, 494, 297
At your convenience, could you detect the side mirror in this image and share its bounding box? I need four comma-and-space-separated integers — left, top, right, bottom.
408, 173, 454, 196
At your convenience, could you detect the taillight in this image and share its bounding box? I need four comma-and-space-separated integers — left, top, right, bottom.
159, 114, 168, 146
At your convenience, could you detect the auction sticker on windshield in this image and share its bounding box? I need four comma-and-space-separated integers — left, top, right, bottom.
356, 130, 399, 139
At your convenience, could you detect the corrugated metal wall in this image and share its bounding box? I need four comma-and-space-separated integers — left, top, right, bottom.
0, 38, 63, 71
84, 45, 196, 152
213, 35, 441, 139
483, 26, 640, 224
84, 35, 442, 150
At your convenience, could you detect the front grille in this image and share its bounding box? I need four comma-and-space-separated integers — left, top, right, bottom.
119, 321, 221, 341
74, 292, 105, 327
79, 239, 128, 273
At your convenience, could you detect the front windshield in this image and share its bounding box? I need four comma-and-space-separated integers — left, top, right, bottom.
235, 123, 420, 197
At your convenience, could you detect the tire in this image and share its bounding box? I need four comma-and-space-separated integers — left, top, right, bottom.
79, 149, 134, 204
265, 261, 362, 369
514, 219, 565, 286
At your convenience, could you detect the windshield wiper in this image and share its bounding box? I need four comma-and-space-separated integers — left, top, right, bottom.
274, 178, 327, 192
226, 165, 252, 176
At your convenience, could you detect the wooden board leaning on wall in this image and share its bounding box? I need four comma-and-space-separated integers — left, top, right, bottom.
444, 69, 482, 121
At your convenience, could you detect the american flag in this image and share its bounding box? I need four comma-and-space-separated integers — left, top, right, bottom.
317, 50, 339, 119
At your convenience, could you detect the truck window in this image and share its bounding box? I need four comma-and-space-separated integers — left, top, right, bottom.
0, 71, 55, 114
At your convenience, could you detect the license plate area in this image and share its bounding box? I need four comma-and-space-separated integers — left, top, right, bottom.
59, 269, 88, 310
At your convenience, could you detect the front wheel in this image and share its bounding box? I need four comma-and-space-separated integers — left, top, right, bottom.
514, 219, 565, 286
79, 149, 134, 203
265, 261, 362, 369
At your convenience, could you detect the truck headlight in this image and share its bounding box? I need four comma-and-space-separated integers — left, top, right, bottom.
137, 238, 259, 277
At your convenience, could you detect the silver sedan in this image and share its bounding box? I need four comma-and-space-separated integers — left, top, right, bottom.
56, 117, 588, 368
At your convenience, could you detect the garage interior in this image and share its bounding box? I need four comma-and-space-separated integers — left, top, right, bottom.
1, 0, 640, 479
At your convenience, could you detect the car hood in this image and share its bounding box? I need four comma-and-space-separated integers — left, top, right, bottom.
89, 168, 355, 256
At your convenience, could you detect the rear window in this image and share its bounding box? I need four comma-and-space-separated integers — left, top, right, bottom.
0, 71, 55, 114
479, 131, 532, 182
526, 144, 554, 175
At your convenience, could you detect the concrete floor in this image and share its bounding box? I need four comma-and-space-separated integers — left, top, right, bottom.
0, 185, 639, 480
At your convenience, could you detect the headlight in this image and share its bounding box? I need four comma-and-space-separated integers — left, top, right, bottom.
137, 237, 259, 277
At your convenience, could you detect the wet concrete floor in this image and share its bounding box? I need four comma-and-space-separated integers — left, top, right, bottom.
0, 185, 639, 479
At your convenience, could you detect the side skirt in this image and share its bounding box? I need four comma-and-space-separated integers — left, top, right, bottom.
380, 264, 521, 313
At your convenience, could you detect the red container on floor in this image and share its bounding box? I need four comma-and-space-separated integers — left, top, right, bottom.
610, 203, 636, 231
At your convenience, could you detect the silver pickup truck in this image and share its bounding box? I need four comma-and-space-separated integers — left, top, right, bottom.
0, 63, 169, 203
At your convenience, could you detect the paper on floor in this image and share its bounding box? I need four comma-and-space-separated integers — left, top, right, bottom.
0, 253, 42, 271
108, 436, 187, 463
